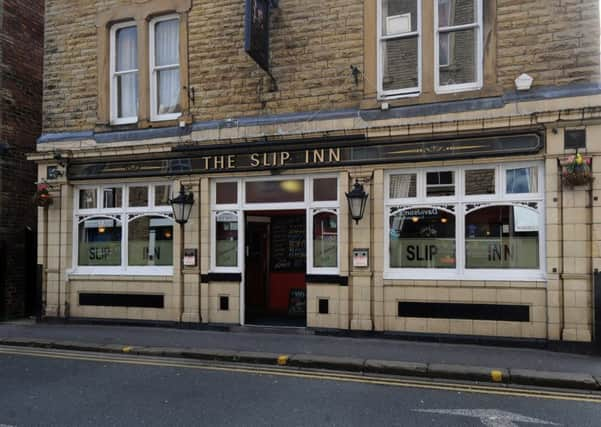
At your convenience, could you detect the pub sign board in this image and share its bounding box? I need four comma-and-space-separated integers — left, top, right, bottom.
245, 0, 271, 72
68, 132, 544, 180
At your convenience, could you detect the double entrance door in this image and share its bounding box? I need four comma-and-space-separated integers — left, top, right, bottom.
244, 211, 306, 326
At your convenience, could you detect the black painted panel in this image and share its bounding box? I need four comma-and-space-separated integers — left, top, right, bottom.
398, 302, 529, 322
79, 293, 164, 308
220, 296, 229, 311
318, 299, 329, 314
306, 275, 348, 286
201, 273, 242, 283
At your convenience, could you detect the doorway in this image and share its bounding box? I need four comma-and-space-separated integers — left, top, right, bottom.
245, 211, 306, 327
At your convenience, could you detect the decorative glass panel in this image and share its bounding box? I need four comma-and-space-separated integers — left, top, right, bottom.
128, 216, 173, 266
216, 182, 238, 204
465, 169, 495, 195
78, 218, 121, 266
103, 187, 122, 208
389, 173, 417, 198
313, 178, 338, 202
465, 205, 539, 269
245, 180, 304, 203
216, 212, 238, 267
79, 189, 97, 209
506, 167, 538, 194
389, 208, 456, 268
129, 186, 148, 207
313, 212, 337, 268
426, 171, 454, 197
154, 185, 171, 206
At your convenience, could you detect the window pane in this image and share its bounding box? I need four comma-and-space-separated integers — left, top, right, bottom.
128, 216, 173, 266
506, 167, 538, 194
79, 189, 97, 209
426, 171, 455, 197
78, 218, 121, 266
155, 19, 179, 66
117, 73, 138, 118
438, 29, 477, 86
389, 174, 417, 198
313, 178, 337, 201
465, 206, 539, 269
382, 0, 418, 35
465, 169, 495, 195
154, 185, 171, 206
216, 213, 238, 267
313, 212, 337, 268
116, 26, 137, 71
382, 37, 418, 91
438, 0, 475, 27
245, 180, 304, 203
103, 187, 122, 208
216, 182, 238, 204
157, 68, 180, 115
129, 186, 148, 207
389, 208, 455, 268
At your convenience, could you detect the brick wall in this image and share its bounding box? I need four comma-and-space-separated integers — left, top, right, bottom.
497, 0, 600, 88
0, 0, 44, 319
41, 0, 601, 133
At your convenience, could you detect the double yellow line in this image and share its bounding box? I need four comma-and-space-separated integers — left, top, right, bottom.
1, 345, 600, 404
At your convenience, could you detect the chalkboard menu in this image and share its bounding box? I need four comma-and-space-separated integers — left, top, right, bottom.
271, 215, 306, 272
288, 288, 306, 316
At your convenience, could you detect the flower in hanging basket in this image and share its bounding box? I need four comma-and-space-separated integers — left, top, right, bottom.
33, 182, 53, 207
561, 153, 594, 187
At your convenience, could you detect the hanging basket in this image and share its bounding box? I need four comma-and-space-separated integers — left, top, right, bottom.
33, 183, 53, 207
35, 194, 53, 207
562, 171, 594, 187
561, 154, 594, 188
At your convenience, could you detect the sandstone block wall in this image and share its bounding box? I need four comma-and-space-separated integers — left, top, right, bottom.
496, 0, 600, 88
41, 1, 601, 134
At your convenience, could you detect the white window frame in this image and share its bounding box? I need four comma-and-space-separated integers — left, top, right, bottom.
110, 21, 139, 125
384, 162, 545, 281
377, 0, 422, 99
72, 183, 174, 276
210, 175, 340, 275
434, 0, 483, 94
149, 14, 182, 122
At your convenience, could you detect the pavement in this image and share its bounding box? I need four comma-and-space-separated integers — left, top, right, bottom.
1, 319, 601, 391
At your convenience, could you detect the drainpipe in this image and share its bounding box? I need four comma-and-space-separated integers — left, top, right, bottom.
557, 158, 565, 339
179, 222, 185, 323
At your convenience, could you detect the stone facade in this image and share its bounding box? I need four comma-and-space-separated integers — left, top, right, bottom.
42, 0, 600, 132
0, 0, 44, 319
32, 1, 601, 345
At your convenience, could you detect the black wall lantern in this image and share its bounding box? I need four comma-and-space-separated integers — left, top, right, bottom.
170, 184, 195, 225
346, 180, 368, 224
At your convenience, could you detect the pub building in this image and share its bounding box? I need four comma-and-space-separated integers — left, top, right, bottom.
30, 0, 601, 344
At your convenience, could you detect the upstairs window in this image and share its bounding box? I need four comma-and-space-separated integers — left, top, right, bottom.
435, 0, 483, 93
378, 0, 421, 97
150, 15, 181, 121
110, 22, 138, 124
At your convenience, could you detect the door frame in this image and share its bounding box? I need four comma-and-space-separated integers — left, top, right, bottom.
210, 174, 341, 326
